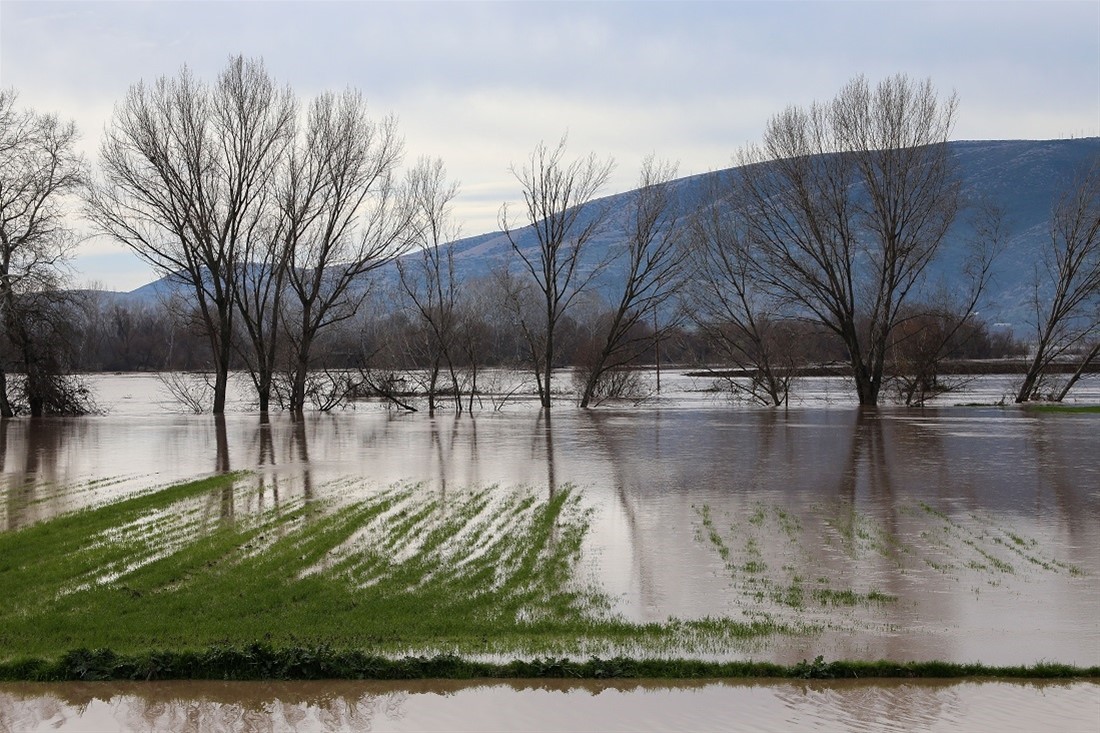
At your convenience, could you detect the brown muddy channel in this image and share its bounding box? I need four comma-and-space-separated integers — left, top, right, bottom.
1, 678, 1097, 732
1, 374, 1098, 730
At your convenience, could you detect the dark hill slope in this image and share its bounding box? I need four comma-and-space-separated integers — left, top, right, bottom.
120, 138, 1099, 331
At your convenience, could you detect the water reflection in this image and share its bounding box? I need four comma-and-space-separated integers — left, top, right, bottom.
534, 410, 549, 497
1, 386, 1098, 666
292, 417, 313, 502
0, 679, 1095, 733
2, 418, 87, 530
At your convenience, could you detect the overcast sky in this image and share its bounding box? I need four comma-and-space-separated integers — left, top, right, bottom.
2, 0, 1098, 291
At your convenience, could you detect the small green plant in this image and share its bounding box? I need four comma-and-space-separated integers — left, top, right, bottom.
793, 655, 834, 679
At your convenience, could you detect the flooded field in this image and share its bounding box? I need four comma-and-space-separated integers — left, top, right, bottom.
1, 372, 1097, 729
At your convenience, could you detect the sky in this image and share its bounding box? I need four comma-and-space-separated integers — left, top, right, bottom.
1, 0, 1098, 292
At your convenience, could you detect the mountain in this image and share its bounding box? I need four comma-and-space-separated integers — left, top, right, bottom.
439, 138, 1100, 330
113, 138, 1100, 331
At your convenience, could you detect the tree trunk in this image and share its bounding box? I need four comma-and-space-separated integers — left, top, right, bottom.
0, 369, 12, 418
428, 361, 440, 415
253, 306, 281, 415
654, 307, 662, 395
212, 368, 228, 415
1015, 345, 1048, 403
541, 324, 553, 409
845, 330, 880, 407
467, 365, 478, 413
852, 360, 882, 407
257, 379, 270, 413
291, 332, 314, 416
579, 331, 622, 409
291, 360, 308, 416
1055, 342, 1099, 402
211, 306, 234, 415
579, 369, 598, 409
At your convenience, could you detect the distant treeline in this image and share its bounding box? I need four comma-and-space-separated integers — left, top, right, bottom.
68, 286, 1026, 374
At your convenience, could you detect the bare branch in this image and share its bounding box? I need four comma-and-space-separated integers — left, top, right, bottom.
499, 134, 615, 408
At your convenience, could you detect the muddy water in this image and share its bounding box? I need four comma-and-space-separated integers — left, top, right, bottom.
1, 679, 1097, 732
2, 374, 1097, 665
1, 374, 1098, 727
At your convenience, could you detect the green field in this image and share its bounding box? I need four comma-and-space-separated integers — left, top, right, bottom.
0, 474, 1095, 681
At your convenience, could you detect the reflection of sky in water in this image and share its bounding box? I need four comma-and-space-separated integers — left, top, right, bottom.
1, 374, 1098, 666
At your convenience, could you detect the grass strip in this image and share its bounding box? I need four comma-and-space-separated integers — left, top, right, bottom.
0, 646, 1094, 682
1021, 404, 1100, 413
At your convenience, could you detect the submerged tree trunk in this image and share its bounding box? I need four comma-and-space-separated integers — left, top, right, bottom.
0, 369, 11, 418
1055, 342, 1099, 402
290, 343, 312, 416
541, 314, 554, 409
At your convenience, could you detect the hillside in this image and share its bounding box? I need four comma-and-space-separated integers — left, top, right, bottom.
120, 138, 1099, 332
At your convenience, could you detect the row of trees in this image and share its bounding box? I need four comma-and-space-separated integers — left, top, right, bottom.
85, 58, 429, 414
487, 75, 1096, 408
1, 64, 1096, 415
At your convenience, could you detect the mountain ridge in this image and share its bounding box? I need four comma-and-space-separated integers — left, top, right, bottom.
115, 137, 1100, 332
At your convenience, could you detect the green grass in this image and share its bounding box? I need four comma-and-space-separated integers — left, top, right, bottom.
1022, 404, 1100, 413
2, 476, 1094, 682
0, 475, 794, 668
0, 646, 1094, 682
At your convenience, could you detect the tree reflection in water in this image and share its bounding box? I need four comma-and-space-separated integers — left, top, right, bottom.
0, 679, 1096, 733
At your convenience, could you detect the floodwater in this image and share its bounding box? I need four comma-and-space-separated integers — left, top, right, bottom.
1, 372, 1098, 730
1, 679, 1098, 732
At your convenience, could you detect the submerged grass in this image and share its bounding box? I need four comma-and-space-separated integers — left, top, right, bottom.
0, 475, 793, 670
3, 476, 1094, 681
694, 503, 897, 621
690, 495, 1089, 643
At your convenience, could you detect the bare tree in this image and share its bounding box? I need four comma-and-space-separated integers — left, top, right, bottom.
2, 287, 96, 416
88, 57, 296, 413
492, 265, 547, 399
685, 171, 799, 406
578, 156, 687, 408
234, 213, 291, 413
1015, 159, 1100, 402
500, 136, 614, 408
397, 158, 465, 413
885, 200, 1006, 406
280, 90, 415, 414
0, 90, 90, 416
738, 74, 960, 406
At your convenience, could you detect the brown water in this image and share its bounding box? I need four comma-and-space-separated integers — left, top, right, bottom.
1, 374, 1098, 728
1, 679, 1097, 732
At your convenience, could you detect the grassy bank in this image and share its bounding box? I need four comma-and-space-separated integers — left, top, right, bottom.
1021, 403, 1100, 413
1, 646, 1095, 682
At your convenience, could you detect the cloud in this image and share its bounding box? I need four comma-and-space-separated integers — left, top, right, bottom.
3, 0, 1097, 289
69, 252, 157, 293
